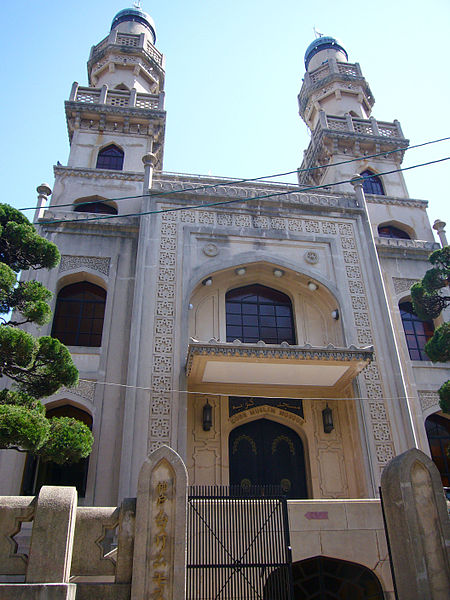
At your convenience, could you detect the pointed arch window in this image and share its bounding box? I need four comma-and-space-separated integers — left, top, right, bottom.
51, 282, 106, 347
399, 301, 434, 361
22, 405, 92, 497
361, 169, 385, 195
74, 200, 117, 215
226, 284, 295, 344
425, 413, 450, 487
96, 144, 124, 171
378, 224, 410, 239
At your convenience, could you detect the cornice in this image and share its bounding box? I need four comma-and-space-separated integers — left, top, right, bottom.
152, 177, 359, 212
54, 165, 145, 181
376, 237, 438, 259
37, 209, 139, 234
186, 340, 373, 376
65, 100, 166, 121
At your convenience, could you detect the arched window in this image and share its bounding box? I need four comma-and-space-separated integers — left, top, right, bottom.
52, 282, 106, 347
74, 200, 117, 215
378, 224, 410, 239
399, 301, 434, 361
425, 414, 450, 487
361, 169, 385, 196
284, 556, 384, 599
96, 144, 124, 171
22, 405, 92, 498
226, 284, 295, 344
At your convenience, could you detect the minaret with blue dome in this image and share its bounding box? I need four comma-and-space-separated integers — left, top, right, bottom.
298, 35, 410, 198
64, 4, 166, 172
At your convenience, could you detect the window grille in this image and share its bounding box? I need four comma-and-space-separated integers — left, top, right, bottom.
52, 282, 106, 347
226, 284, 295, 344
399, 301, 434, 361
96, 144, 124, 170
361, 169, 385, 195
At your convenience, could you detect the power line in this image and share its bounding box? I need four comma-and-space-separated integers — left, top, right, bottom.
21, 135, 449, 213
77, 378, 423, 402
39, 155, 450, 225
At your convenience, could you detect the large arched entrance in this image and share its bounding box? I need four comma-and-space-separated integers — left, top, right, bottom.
289, 556, 384, 599
229, 419, 307, 498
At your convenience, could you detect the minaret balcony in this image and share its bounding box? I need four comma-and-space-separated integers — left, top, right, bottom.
307, 60, 362, 85
325, 115, 403, 139
90, 31, 164, 68
69, 84, 164, 111
299, 113, 408, 184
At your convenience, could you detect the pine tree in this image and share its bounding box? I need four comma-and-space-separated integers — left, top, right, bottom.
0, 204, 93, 463
411, 246, 450, 413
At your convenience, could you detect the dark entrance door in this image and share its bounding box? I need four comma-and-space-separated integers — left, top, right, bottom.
229, 419, 307, 498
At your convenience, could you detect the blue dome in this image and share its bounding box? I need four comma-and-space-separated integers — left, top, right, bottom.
111, 8, 156, 43
304, 36, 347, 70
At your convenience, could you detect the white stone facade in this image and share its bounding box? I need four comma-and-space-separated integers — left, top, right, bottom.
0, 13, 448, 597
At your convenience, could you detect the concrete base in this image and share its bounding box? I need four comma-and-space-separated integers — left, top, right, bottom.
0, 583, 77, 599
76, 583, 131, 600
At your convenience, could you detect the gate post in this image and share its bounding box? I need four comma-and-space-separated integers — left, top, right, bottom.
380, 448, 450, 599
131, 445, 188, 600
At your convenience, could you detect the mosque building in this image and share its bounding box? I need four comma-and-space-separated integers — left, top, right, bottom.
0, 6, 448, 597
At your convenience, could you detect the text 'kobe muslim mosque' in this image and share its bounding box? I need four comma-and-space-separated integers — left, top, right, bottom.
0, 5, 449, 600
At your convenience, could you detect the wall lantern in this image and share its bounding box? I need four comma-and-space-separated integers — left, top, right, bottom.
322, 404, 334, 434
307, 281, 318, 291
273, 268, 284, 278
202, 399, 213, 431
235, 267, 246, 276
202, 277, 213, 286
331, 309, 340, 320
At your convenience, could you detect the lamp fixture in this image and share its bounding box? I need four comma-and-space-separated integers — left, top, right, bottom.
273, 268, 284, 278
202, 399, 213, 431
322, 404, 334, 434
307, 281, 318, 291
202, 277, 213, 286
331, 309, 339, 320
235, 267, 246, 276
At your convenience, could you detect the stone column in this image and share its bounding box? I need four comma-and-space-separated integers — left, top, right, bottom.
380, 448, 450, 599
131, 446, 188, 600
433, 219, 448, 247
34, 183, 52, 223
142, 151, 157, 191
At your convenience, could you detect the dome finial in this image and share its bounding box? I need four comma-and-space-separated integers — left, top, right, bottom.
313, 26, 324, 39
133, 0, 142, 8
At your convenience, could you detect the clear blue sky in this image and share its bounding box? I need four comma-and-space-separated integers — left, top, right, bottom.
1, 0, 449, 234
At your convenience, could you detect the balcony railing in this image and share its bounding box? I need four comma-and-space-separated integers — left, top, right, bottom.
90, 31, 163, 67
69, 84, 164, 111
307, 59, 362, 85
325, 115, 403, 138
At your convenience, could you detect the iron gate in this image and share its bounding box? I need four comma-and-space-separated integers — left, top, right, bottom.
187, 485, 294, 600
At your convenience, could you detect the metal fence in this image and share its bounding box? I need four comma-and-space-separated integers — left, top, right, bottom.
187, 485, 294, 600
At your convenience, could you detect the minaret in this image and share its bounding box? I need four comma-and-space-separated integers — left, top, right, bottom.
298, 36, 409, 197
64, 5, 166, 172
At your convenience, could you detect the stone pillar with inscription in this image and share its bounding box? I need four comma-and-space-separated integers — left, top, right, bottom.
131, 445, 188, 600
381, 448, 450, 600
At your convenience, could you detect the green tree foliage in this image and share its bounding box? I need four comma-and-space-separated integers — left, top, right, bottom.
0, 204, 93, 464
411, 246, 449, 413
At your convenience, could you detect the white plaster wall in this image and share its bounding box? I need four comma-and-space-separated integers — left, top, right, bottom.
67, 130, 152, 173
288, 500, 394, 597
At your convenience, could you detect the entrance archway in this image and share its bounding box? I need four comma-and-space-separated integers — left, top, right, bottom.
229, 419, 307, 498
289, 556, 384, 599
